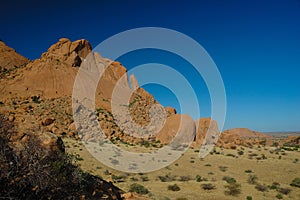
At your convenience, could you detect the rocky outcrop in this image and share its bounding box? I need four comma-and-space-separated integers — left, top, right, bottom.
0, 40, 29, 75
0, 38, 92, 99
217, 128, 272, 148
165, 107, 177, 117
41, 38, 92, 67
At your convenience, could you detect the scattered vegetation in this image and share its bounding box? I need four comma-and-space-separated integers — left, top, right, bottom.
255, 183, 268, 192
246, 196, 253, 200
248, 174, 258, 184
178, 176, 192, 182
222, 176, 236, 184
219, 166, 228, 172
290, 178, 300, 188
195, 175, 202, 182
226, 153, 236, 157
158, 174, 176, 182
277, 187, 291, 195
224, 182, 241, 196
201, 183, 216, 190
276, 193, 283, 199
168, 184, 181, 191
129, 183, 149, 194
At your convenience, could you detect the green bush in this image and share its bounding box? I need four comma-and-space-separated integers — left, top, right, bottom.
269, 182, 280, 190
276, 193, 283, 199
246, 196, 253, 200
223, 176, 237, 184
195, 175, 202, 182
129, 183, 149, 194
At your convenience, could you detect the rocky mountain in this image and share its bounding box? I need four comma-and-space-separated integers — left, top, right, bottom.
0, 38, 282, 150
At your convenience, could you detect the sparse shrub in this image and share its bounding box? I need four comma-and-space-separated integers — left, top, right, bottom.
196, 175, 202, 182
277, 187, 291, 195
130, 177, 138, 181
248, 153, 258, 157
255, 183, 268, 192
201, 183, 216, 190
246, 196, 253, 200
158, 174, 176, 182
168, 184, 180, 191
176, 198, 187, 200
245, 169, 253, 173
226, 153, 236, 157
248, 174, 258, 184
290, 178, 300, 187
140, 176, 149, 182
276, 193, 283, 199
179, 176, 191, 182
104, 169, 110, 175
204, 163, 211, 167
224, 183, 241, 196
190, 160, 195, 163
223, 176, 236, 184
219, 166, 228, 172
208, 172, 214, 175
129, 183, 149, 194
261, 154, 267, 159
31, 95, 40, 103
237, 150, 244, 155
269, 182, 280, 190
112, 174, 127, 183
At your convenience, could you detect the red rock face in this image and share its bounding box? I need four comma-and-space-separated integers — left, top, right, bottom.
0, 40, 29, 72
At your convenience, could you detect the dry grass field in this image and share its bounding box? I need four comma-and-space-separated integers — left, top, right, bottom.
63, 137, 300, 200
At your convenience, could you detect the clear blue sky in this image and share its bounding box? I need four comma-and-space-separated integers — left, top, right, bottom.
1, 0, 300, 132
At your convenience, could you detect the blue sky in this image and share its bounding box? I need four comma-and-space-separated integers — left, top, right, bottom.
1, 0, 300, 132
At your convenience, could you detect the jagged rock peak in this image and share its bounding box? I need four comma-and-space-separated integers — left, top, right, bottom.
41, 38, 92, 67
